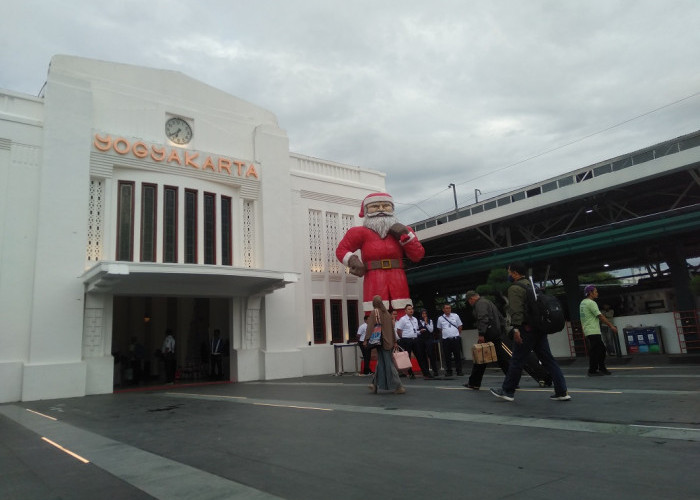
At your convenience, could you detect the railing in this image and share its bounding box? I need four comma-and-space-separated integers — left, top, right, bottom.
290, 152, 363, 183
568, 320, 587, 357
565, 322, 579, 358
674, 310, 700, 354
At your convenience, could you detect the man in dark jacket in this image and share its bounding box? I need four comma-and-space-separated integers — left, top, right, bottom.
490, 262, 571, 402
464, 291, 510, 390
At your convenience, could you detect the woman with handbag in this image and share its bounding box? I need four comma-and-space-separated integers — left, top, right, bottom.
364, 295, 406, 394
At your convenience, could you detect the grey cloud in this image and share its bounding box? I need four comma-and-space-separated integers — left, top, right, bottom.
3, 0, 699, 222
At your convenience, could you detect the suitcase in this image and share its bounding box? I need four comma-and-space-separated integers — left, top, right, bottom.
472, 342, 498, 364
500, 339, 552, 387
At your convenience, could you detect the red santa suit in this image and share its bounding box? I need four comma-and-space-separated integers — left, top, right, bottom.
336, 225, 425, 312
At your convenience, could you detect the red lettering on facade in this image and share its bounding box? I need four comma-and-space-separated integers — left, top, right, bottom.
245, 164, 259, 179
167, 149, 182, 164
218, 158, 232, 175
93, 134, 112, 151
202, 156, 216, 172
151, 146, 166, 162
185, 151, 200, 169
92, 133, 259, 180
113, 138, 131, 155
234, 160, 245, 176
132, 142, 148, 159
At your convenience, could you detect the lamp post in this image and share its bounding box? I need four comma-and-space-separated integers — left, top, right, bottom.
448, 183, 458, 212
474, 188, 481, 203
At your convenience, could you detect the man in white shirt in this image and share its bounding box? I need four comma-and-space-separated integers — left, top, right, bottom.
161, 329, 176, 384
396, 304, 420, 379
436, 304, 463, 377
356, 316, 373, 375
210, 329, 224, 380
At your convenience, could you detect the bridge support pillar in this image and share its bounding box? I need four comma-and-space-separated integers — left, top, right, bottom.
661, 244, 695, 311
560, 263, 582, 321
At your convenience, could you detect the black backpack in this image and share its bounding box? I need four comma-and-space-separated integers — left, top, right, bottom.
514, 278, 565, 334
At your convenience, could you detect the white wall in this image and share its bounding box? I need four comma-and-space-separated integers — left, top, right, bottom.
0, 94, 44, 403
20, 68, 94, 401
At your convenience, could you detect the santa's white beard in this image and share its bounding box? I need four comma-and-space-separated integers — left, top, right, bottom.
363, 213, 399, 239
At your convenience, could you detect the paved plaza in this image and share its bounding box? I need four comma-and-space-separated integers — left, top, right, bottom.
1, 357, 699, 500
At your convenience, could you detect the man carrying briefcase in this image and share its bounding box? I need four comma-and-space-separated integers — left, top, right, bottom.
464, 291, 510, 390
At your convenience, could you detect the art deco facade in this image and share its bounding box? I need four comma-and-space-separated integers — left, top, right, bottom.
0, 56, 384, 402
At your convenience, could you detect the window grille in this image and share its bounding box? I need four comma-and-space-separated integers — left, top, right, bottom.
184, 189, 197, 263
221, 196, 233, 266
326, 212, 340, 274
86, 179, 104, 264
341, 215, 354, 274
243, 200, 256, 268
312, 299, 326, 344
116, 181, 135, 261
309, 209, 323, 272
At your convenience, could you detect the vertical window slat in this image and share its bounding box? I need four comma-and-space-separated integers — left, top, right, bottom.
184, 189, 197, 264
140, 183, 157, 262
204, 192, 216, 265
116, 181, 134, 261
221, 196, 232, 266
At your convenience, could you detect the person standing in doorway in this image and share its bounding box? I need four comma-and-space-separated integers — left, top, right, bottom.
210, 329, 224, 380
161, 329, 176, 384
128, 336, 146, 385
581, 285, 617, 376
437, 304, 463, 377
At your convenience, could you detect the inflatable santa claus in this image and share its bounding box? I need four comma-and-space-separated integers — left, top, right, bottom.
336, 192, 425, 313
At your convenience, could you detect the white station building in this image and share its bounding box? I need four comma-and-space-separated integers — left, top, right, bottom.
0, 55, 385, 402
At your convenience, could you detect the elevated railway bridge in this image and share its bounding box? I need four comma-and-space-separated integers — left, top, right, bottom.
405, 130, 700, 353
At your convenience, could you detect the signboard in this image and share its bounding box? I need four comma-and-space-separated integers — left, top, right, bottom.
623, 326, 662, 354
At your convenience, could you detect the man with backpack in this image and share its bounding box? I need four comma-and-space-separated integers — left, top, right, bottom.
490, 261, 571, 402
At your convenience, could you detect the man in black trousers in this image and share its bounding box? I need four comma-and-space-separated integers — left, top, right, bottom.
464, 291, 510, 390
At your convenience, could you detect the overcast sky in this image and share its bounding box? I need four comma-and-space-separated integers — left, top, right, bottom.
2, 0, 699, 222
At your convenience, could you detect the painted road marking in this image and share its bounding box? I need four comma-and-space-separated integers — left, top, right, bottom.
166, 391, 700, 442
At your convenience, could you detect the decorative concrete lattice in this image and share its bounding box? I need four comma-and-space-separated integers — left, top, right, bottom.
86, 179, 104, 264
308, 209, 323, 273
326, 212, 340, 274
243, 200, 256, 268
83, 308, 103, 357
341, 214, 354, 274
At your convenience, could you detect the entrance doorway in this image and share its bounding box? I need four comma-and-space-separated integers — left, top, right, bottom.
112, 296, 231, 387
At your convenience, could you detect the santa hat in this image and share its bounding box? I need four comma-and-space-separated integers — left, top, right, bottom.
359, 192, 394, 217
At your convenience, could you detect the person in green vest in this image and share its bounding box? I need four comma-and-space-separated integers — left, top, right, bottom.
580, 285, 617, 376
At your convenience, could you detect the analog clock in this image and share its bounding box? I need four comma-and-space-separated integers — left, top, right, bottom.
165, 117, 193, 145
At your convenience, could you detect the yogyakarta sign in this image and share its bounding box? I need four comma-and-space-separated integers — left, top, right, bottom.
93, 133, 259, 179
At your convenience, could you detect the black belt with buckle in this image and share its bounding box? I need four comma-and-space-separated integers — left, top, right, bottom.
366, 259, 404, 270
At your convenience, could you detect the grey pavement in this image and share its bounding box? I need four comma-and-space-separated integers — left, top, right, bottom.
1, 356, 699, 500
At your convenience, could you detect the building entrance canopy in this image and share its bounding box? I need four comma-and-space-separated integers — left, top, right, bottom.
82, 262, 299, 297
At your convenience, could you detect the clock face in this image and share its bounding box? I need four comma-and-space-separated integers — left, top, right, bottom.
165, 117, 193, 145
